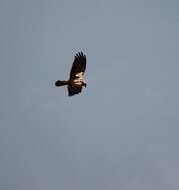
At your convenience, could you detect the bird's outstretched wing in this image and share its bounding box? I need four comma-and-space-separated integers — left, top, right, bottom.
70, 52, 86, 80
68, 85, 82, 96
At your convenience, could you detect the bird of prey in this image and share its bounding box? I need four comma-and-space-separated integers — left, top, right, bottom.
55, 52, 87, 96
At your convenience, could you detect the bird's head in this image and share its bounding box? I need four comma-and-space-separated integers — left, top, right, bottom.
83, 81, 87, 87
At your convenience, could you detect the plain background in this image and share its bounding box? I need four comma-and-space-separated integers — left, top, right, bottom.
0, 0, 179, 189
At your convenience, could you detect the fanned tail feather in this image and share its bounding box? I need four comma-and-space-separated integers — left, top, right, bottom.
55, 80, 68, 87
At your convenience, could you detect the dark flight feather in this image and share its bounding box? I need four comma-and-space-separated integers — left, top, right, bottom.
70, 52, 86, 80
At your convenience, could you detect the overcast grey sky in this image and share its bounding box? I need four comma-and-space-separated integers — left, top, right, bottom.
0, 0, 179, 189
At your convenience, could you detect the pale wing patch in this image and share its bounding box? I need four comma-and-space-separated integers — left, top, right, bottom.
75, 72, 84, 79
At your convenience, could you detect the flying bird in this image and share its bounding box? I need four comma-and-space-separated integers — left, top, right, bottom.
55, 52, 87, 96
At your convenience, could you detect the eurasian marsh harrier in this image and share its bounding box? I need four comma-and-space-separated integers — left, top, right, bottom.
55, 52, 87, 96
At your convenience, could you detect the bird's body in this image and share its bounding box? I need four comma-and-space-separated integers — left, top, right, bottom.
55, 52, 87, 96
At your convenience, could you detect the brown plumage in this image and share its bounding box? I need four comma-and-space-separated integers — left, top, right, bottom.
55, 52, 87, 96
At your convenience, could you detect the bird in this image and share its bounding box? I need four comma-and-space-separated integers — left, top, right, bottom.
55, 52, 87, 96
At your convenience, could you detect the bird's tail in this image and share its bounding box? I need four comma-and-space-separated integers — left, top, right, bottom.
55, 80, 68, 87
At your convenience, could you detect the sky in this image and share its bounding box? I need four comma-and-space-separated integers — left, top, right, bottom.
0, 0, 179, 189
